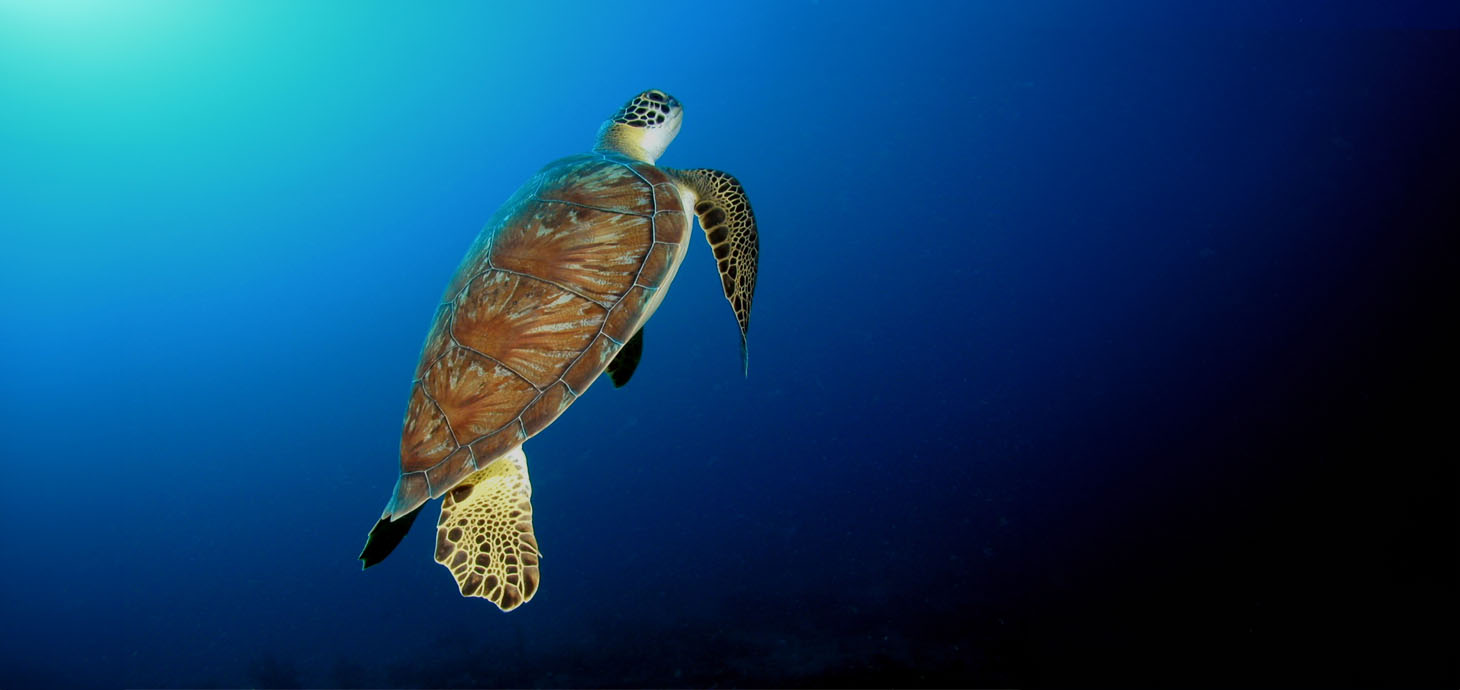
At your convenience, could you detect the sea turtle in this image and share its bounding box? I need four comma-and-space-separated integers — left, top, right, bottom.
358, 89, 759, 611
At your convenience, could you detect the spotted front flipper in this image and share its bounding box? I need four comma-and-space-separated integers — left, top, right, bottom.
434, 447, 540, 611
672, 168, 758, 374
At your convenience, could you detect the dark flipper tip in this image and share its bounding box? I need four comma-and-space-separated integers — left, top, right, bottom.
359, 506, 422, 569
606, 328, 644, 388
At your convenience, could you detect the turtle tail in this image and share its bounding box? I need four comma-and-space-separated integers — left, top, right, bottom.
359, 505, 423, 569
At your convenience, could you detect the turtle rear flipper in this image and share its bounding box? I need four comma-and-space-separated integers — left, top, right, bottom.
360, 506, 423, 568
435, 447, 541, 611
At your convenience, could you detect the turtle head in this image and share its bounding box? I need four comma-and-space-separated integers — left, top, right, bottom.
593, 89, 682, 164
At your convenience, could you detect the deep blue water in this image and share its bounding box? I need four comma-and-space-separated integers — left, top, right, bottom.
2, 2, 1456, 688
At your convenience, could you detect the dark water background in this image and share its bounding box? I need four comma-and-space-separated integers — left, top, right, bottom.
1, 2, 1455, 687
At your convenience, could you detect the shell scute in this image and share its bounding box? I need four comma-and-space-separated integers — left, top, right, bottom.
391, 155, 683, 510
521, 382, 577, 437
636, 242, 677, 289
386, 472, 430, 518
491, 200, 652, 304
426, 448, 476, 499
401, 384, 457, 474
534, 156, 659, 215
562, 335, 618, 394
423, 348, 538, 443
415, 304, 456, 379
452, 271, 607, 389
467, 422, 528, 477
602, 286, 653, 343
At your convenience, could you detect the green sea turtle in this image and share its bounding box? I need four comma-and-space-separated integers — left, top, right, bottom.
358, 89, 758, 611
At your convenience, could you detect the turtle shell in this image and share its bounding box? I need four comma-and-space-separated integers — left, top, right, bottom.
383, 154, 689, 518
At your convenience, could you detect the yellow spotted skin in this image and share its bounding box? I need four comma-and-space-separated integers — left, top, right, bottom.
434, 446, 540, 611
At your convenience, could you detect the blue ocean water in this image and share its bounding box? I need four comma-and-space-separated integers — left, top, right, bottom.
1, 2, 1456, 687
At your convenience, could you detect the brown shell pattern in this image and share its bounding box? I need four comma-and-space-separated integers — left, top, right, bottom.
388, 155, 688, 516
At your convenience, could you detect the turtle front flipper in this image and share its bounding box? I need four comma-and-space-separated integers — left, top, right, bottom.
605, 328, 644, 388
434, 447, 541, 611
672, 168, 759, 374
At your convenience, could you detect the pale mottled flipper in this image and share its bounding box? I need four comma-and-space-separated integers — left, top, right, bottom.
434, 446, 540, 611
672, 168, 758, 374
